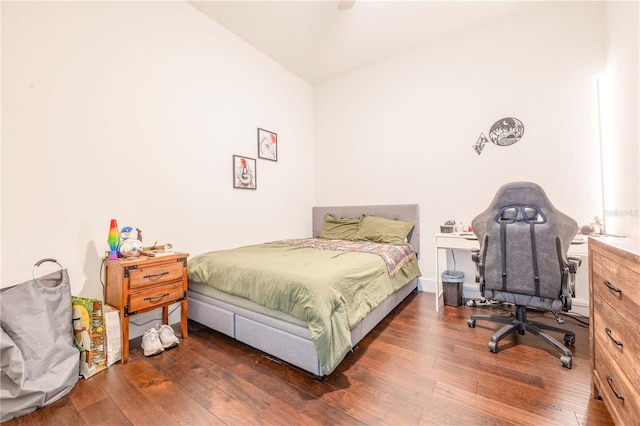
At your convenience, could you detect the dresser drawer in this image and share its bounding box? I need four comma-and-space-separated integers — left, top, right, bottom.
129, 281, 185, 313
128, 261, 185, 290
594, 340, 640, 424
593, 297, 640, 393
589, 238, 640, 424
591, 252, 640, 334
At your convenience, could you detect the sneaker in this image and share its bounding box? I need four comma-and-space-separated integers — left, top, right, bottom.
141, 327, 164, 357
157, 324, 179, 349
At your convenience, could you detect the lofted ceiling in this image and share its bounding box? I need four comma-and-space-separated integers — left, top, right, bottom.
187, 0, 539, 84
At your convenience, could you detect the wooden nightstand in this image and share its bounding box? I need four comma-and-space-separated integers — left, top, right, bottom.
104, 252, 189, 363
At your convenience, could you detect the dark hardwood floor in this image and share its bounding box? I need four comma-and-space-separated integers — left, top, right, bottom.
4, 291, 613, 425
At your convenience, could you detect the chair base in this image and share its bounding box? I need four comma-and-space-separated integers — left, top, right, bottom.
467, 305, 575, 368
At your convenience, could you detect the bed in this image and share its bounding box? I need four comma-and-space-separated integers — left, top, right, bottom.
186, 204, 421, 377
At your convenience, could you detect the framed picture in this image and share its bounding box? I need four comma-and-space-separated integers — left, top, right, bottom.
233, 155, 257, 189
257, 128, 277, 161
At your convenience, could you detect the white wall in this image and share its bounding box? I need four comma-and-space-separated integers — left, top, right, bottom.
2, 0, 636, 312
314, 1, 612, 292
601, 1, 640, 239
1, 0, 315, 306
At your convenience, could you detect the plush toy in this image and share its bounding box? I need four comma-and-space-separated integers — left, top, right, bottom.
72, 306, 92, 368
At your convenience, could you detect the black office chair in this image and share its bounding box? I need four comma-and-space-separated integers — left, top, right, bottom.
467, 182, 581, 368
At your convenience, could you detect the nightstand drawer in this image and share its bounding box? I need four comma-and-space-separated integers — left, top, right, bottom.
128, 261, 184, 290
129, 281, 185, 313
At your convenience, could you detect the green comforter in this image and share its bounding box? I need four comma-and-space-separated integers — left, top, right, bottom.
187, 240, 421, 374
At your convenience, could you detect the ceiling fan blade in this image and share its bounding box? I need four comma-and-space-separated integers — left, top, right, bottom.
337, 0, 356, 10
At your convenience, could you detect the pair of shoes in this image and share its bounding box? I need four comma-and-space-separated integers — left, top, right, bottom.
141, 324, 180, 357
141, 327, 163, 357
157, 324, 179, 349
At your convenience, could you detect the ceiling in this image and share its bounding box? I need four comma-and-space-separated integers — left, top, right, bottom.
187, 0, 539, 84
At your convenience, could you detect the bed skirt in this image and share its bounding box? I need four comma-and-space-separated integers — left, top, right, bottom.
187, 278, 418, 377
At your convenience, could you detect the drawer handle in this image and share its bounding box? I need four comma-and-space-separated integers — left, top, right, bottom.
602, 280, 622, 294
144, 292, 170, 303
143, 271, 169, 279
606, 375, 625, 401
605, 327, 624, 347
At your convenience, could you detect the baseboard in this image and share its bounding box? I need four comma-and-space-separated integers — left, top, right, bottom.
418, 277, 435, 293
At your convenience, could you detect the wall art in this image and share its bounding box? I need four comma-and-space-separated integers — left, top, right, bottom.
473, 133, 489, 155
473, 117, 525, 155
233, 155, 257, 189
257, 128, 277, 161
489, 117, 525, 146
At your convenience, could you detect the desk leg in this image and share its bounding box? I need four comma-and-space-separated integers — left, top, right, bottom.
121, 315, 129, 363
436, 247, 447, 312
435, 247, 439, 312
180, 299, 188, 338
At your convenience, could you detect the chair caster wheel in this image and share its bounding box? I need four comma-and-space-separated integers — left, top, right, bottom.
564, 334, 575, 346
468, 319, 476, 328
560, 355, 572, 369
488, 341, 498, 353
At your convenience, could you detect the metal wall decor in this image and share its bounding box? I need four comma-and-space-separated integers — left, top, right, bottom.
474, 117, 525, 155
474, 133, 490, 155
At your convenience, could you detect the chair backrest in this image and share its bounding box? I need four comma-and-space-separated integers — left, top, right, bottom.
472, 182, 577, 300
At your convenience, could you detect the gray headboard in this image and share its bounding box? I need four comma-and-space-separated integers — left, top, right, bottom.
312, 204, 420, 255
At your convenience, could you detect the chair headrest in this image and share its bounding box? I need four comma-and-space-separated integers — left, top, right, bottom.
472, 181, 578, 250
487, 182, 556, 214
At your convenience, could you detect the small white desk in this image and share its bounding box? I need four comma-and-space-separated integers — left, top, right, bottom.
434, 233, 589, 313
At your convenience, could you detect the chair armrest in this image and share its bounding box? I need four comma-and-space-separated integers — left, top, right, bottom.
567, 256, 582, 273
471, 249, 481, 284
562, 256, 582, 304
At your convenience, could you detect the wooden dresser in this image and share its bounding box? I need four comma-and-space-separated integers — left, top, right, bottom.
589, 237, 640, 424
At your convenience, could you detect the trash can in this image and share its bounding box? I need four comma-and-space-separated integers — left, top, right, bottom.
442, 270, 465, 306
